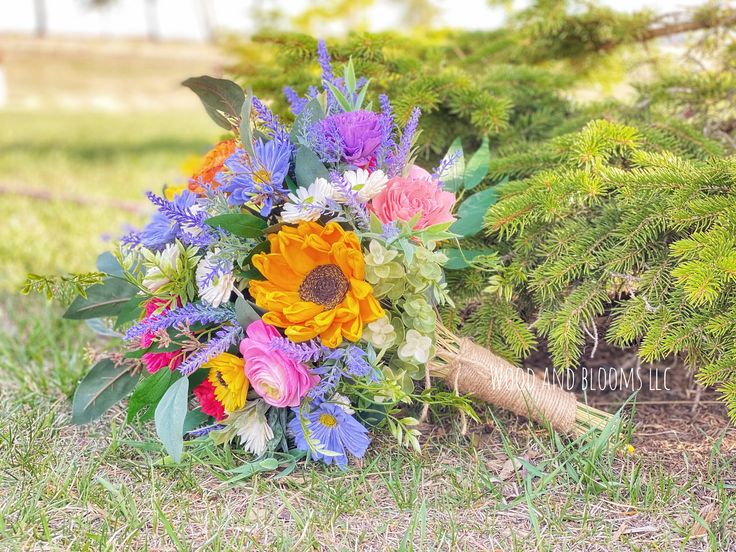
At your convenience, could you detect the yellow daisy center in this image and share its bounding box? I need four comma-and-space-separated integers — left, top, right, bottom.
319, 414, 338, 428
252, 168, 272, 185
298, 264, 349, 309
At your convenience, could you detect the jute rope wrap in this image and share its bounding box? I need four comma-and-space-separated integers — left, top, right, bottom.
439, 338, 578, 433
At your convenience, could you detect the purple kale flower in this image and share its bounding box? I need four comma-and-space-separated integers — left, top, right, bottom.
315, 110, 384, 168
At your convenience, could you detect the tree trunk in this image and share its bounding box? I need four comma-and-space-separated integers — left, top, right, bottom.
33, 0, 47, 37
144, 0, 159, 42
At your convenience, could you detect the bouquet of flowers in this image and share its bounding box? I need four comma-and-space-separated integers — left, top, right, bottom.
59, 42, 611, 471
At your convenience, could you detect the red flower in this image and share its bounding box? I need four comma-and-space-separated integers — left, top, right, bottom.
193, 379, 226, 421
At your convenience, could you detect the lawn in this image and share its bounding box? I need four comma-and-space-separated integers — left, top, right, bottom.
0, 100, 735, 550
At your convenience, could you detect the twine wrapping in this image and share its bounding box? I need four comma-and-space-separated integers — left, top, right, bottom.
436, 338, 578, 433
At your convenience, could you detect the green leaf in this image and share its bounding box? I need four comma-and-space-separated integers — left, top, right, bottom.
344, 58, 357, 95
63, 278, 138, 320
239, 90, 256, 160
183, 409, 209, 432
323, 81, 353, 112
182, 76, 245, 131
290, 98, 324, 146
115, 295, 144, 329
440, 137, 465, 192
154, 377, 189, 463
205, 213, 267, 238
96, 252, 124, 278
85, 318, 123, 338
295, 146, 329, 188
225, 457, 280, 484
127, 368, 179, 423
451, 187, 498, 237
443, 248, 495, 270
235, 296, 261, 329
71, 359, 140, 425
464, 136, 490, 190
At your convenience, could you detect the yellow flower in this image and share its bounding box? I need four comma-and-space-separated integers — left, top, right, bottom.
205, 352, 248, 413
249, 221, 384, 348
164, 183, 187, 201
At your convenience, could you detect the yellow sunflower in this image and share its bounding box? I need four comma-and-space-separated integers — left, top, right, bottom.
249, 221, 384, 348
205, 352, 248, 413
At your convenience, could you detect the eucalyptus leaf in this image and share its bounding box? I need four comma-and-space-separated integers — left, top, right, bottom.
182, 76, 245, 131
96, 251, 124, 278
239, 91, 256, 159
443, 248, 496, 270
290, 98, 324, 146
71, 359, 139, 425
154, 377, 189, 463
464, 136, 490, 190
235, 296, 261, 329
295, 146, 329, 188
450, 187, 498, 237
85, 318, 124, 338
440, 137, 465, 192
64, 278, 138, 320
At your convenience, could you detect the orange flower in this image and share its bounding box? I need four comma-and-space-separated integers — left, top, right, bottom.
188, 139, 237, 195
249, 222, 384, 348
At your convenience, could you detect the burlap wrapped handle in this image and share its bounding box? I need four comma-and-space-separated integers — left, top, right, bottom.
438, 338, 578, 433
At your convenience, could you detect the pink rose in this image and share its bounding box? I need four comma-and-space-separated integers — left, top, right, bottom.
240, 320, 318, 408
369, 173, 456, 231
141, 297, 183, 374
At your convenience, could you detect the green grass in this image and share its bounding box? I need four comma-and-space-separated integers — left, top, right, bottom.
1, 110, 734, 550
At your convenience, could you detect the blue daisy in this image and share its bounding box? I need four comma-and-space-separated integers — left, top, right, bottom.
219, 139, 291, 216
289, 402, 370, 468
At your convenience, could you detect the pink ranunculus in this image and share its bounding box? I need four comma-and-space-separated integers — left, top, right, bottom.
240, 320, 318, 408
140, 297, 183, 374
407, 164, 433, 181
369, 174, 456, 231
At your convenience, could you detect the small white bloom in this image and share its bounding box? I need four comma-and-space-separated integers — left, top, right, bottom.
196, 252, 236, 307
364, 316, 397, 349
398, 329, 433, 364
281, 177, 335, 223
181, 203, 205, 238
235, 400, 274, 456
328, 393, 355, 415
142, 243, 180, 292
338, 169, 388, 202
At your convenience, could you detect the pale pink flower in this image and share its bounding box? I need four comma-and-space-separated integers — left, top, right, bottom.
369, 173, 456, 230
240, 321, 318, 408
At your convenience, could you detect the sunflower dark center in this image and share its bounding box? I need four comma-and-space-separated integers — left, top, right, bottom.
298, 264, 349, 309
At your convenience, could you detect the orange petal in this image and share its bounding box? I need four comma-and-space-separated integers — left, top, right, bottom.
359, 294, 385, 323
341, 315, 363, 342
320, 321, 344, 348
253, 253, 301, 291
285, 323, 319, 342
349, 279, 373, 300
283, 301, 325, 324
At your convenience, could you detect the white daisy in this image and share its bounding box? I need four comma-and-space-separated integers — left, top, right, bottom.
338, 169, 388, 202
280, 177, 335, 223
196, 251, 236, 307
235, 400, 274, 456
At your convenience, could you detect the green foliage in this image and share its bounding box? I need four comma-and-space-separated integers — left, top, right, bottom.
71, 359, 140, 425
478, 119, 736, 420
21, 271, 106, 303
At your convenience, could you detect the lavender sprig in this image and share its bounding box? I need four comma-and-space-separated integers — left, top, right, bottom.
283, 86, 308, 115
432, 150, 462, 184
188, 424, 225, 437
377, 94, 397, 166
309, 345, 376, 401
269, 336, 327, 364
178, 324, 243, 376
389, 107, 421, 177
252, 96, 290, 144
146, 192, 215, 247
330, 170, 370, 230
125, 302, 236, 341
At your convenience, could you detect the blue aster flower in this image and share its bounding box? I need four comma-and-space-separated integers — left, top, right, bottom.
218, 139, 292, 216
288, 402, 370, 468
140, 190, 199, 250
